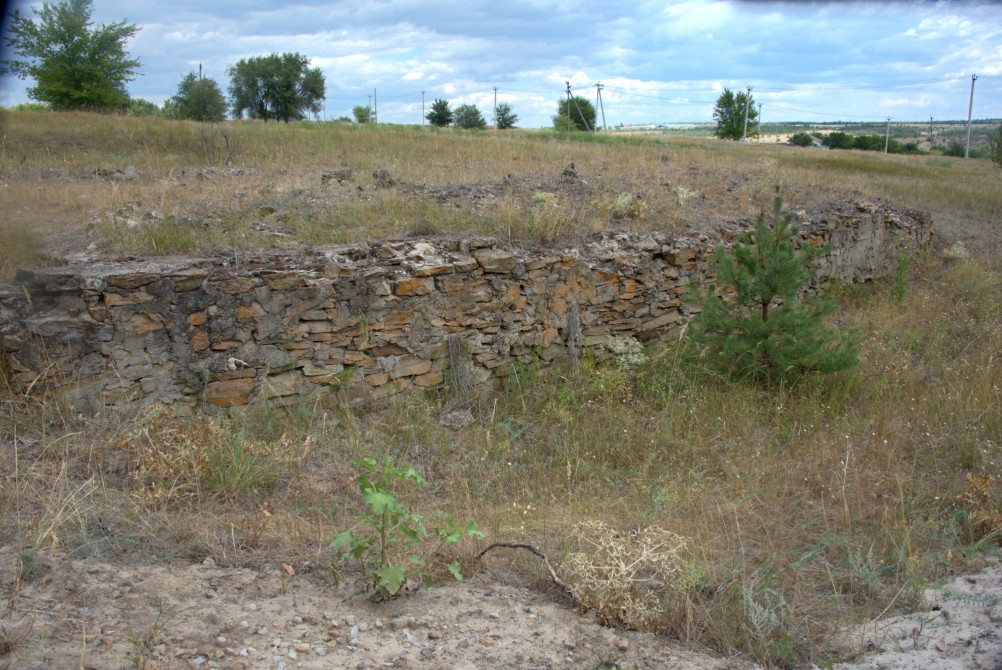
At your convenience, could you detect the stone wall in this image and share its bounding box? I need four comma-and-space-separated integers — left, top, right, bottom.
0, 199, 932, 412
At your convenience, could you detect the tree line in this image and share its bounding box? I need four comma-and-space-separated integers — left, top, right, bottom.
0, 0, 713, 133
1, 0, 325, 123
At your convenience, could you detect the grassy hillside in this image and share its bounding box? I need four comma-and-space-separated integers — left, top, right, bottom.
1, 111, 1000, 667
2, 110, 1000, 279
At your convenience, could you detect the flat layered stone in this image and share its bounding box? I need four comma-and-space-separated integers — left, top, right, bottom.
395, 278, 434, 296
263, 272, 307, 290
107, 273, 161, 289
205, 378, 255, 406
104, 291, 153, 307
474, 248, 517, 273
209, 276, 257, 294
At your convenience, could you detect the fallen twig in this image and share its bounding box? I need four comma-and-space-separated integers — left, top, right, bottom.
478, 542, 584, 609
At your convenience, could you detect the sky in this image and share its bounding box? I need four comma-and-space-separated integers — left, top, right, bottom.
1, 0, 1000, 128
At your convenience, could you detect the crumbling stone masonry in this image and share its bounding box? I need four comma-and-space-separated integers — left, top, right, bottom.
0, 199, 932, 413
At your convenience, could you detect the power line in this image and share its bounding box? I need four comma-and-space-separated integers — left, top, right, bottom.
757, 75, 967, 92
761, 101, 886, 120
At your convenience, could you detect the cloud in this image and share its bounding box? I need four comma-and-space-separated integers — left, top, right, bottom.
2, 0, 1001, 125
904, 14, 975, 39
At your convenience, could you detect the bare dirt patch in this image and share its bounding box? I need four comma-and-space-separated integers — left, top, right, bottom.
3, 543, 1000, 670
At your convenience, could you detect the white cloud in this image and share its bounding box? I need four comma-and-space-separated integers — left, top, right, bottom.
904, 14, 975, 39
882, 93, 935, 109
2, 0, 1001, 125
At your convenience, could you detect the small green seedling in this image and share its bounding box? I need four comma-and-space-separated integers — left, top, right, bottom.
332, 456, 484, 599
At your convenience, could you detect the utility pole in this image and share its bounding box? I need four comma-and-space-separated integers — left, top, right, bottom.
421, 91, 425, 125
741, 86, 752, 141
198, 62, 202, 80
493, 86, 498, 123
373, 89, 377, 124
595, 82, 607, 132
965, 74, 978, 158
884, 117, 891, 153
757, 103, 762, 141
561, 82, 589, 132
565, 81, 572, 131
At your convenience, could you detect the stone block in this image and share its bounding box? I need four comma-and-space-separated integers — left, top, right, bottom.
132, 313, 163, 336
262, 371, 302, 398
666, 247, 696, 264
412, 263, 454, 277
209, 276, 257, 295
413, 370, 444, 387
390, 356, 432, 379
107, 273, 161, 289
205, 378, 255, 407
190, 331, 209, 352
263, 272, 307, 290
395, 278, 434, 296
237, 303, 266, 320
104, 291, 153, 307
171, 270, 209, 291
299, 320, 334, 333
474, 248, 517, 273
187, 311, 207, 326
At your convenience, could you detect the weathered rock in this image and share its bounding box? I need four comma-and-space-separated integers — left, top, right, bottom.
204, 378, 255, 407
474, 249, 517, 274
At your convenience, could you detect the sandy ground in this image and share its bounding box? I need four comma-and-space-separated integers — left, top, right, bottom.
2, 544, 1000, 670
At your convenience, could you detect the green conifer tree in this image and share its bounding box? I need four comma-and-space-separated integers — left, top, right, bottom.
690, 196, 860, 384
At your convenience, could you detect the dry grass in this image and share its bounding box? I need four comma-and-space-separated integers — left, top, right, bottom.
3, 110, 1001, 283
1, 110, 1001, 666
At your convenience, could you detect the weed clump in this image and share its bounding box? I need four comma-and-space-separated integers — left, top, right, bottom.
561, 521, 696, 631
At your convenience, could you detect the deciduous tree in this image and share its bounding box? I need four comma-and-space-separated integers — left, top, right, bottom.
493, 102, 518, 130
228, 53, 325, 123
712, 88, 758, 140
352, 105, 373, 123
553, 95, 596, 132
1, 0, 141, 110
454, 103, 486, 129
168, 73, 227, 122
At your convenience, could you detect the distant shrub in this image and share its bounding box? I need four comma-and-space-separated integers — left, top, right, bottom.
127, 98, 161, 117
352, 105, 373, 124
822, 131, 853, 149
453, 103, 486, 129
946, 141, 967, 158
493, 102, 518, 129
852, 134, 884, 151
426, 99, 453, 127
989, 122, 1002, 168
788, 132, 814, 147
8, 102, 50, 112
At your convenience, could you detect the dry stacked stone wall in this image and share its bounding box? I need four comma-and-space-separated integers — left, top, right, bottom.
0, 199, 932, 413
